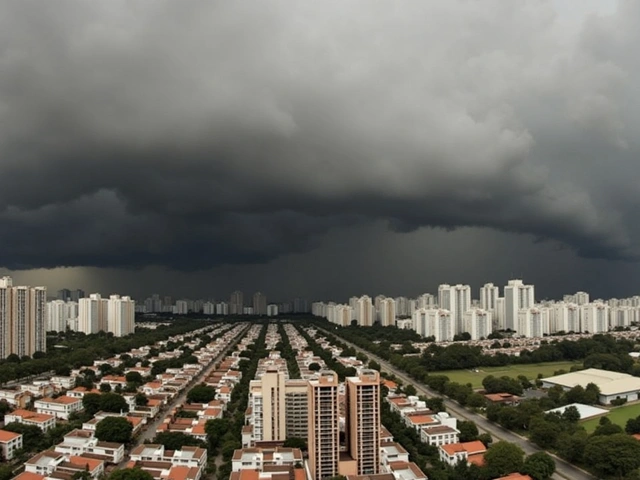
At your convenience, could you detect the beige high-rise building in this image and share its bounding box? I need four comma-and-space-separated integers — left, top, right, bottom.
0, 277, 46, 359
308, 371, 340, 480
249, 369, 286, 442
346, 370, 380, 475
356, 296, 374, 327
230, 290, 244, 315
284, 379, 308, 440
253, 292, 268, 316
379, 298, 396, 327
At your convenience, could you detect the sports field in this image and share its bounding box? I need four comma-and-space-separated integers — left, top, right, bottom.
581, 402, 640, 432
436, 361, 582, 389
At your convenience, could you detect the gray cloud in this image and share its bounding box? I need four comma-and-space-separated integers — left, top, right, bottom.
0, 0, 639, 271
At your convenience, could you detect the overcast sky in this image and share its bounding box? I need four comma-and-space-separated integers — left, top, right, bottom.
1, 0, 639, 302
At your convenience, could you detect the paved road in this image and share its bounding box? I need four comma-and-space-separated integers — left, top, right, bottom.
118, 324, 251, 467
319, 328, 594, 480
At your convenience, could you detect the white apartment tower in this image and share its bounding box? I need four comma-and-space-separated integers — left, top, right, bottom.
379, 298, 396, 327
480, 283, 499, 311
413, 308, 454, 342
517, 307, 550, 338
107, 295, 135, 337
438, 284, 471, 334
463, 309, 493, 340
581, 303, 609, 333
504, 280, 535, 331
78, 294, 103, 334
553, 303, 581, 333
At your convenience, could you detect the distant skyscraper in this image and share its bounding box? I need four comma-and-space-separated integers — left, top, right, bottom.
379, 298, 396, 327
107, 295, 135, 337
517, 307, 549, 338
57, 289, 71, 301
78, 294, 103, 334
438, 284, 471, 334
0, 277, 12, 359
504, 280, 535, 331
229, 291, 244, 315
70, 289, 85, 303
356, 295, 374, 326
464, 309, 493, 340
480, 283, 499, 311
253, 292, 268, 316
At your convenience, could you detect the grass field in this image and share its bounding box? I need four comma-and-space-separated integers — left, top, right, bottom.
437, 361, 582, 389
581, 403, 640, 432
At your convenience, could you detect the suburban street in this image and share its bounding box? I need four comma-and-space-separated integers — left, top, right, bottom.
319, 327, 594, 480
118, 323, 250, 467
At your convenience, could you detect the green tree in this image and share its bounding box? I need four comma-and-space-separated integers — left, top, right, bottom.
556, 431, 588, 463
404, 384, 417, 396
522, 452, 556, 480
478, 433, 492, 447
95, 416, 133, 444
457, 421, 479, 442
3, 422, 44, 451
205, 418, 230, 450
0, 466, 14, 480
82, 393, 102, 416
152, 431, 203, 450
593, 422, 624, 436
108, 468, 154, 480
100, 383, 112, 393
99, 393, 129, 413
307, 362, 321, 371
125, 371, 143, 384
484, 441, 525, 479
187, 384, 216, 403
561, 405, 580, 424
135, 393, 149, 406
584, 434, 640, 478
529, 417, 561, 449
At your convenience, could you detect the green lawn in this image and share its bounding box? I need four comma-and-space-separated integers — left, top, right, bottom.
437, 361, 582, 389
581, 402, 640, 432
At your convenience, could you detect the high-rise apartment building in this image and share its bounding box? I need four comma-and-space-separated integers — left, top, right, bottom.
78, 294, 104, 335
284, 379, 308, 440
379, 298, 396, 327
463, 309, 493, 340
355, 295, 374, 327
438, 284, 471, 334
581, 302, 609, 333
229, 291, 244, 315
57, 289, 71, 301
413, 308, 454, 342
517, 307, 549, 338
553, 303, 581, 333
70, 289, 85, 303
504, 280, 535, 331
480, 283, 499, 311
249, 370, 286, 442
107, 295, 135, 337
0, 278, 47, 359
308, 371, 340, 480
345, 370, 380, 475
253, 292, 268, 316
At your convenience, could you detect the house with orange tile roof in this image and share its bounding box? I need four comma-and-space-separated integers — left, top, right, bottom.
67, 387, 102, 399
11, 472, 45, 480
0, 429, 23, 460
98, 375, 128, 389
0, 388, 32, 408
484, 393, 521, 406
34, 395, 83, 420
495, 474, 533, 480
4, 409, 57, 431
380, 442, 410, 466
54, 429, 125, 464
439, 440, 486, 467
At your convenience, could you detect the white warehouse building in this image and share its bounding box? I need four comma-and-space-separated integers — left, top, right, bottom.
542, 368, 640, 405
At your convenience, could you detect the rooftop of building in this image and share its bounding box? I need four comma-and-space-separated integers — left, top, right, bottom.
543, 368, 640, 395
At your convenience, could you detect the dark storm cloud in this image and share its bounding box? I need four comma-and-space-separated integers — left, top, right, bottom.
0, 0, 639, 270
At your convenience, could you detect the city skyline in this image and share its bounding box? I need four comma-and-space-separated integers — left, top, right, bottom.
2, 2, 640, 301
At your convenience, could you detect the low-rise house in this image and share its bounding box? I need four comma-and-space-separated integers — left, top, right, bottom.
67, 387, 102, 399
50, 376, 76, 390
380, 442, 410, 466
231, 447, 303, 471
421, 425, 460, 446
20, 382, 54, 398
0, 388, 32, 408
484, 393, 521, 406
129, 444, 207, 467
385, 461, 429, 480
35, 396, 83, 420
99, 375, 128, 389
0, 429, 23, 460
4, 409, 57, 431
439, 441, 486, 467
54, 429, 125, 464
